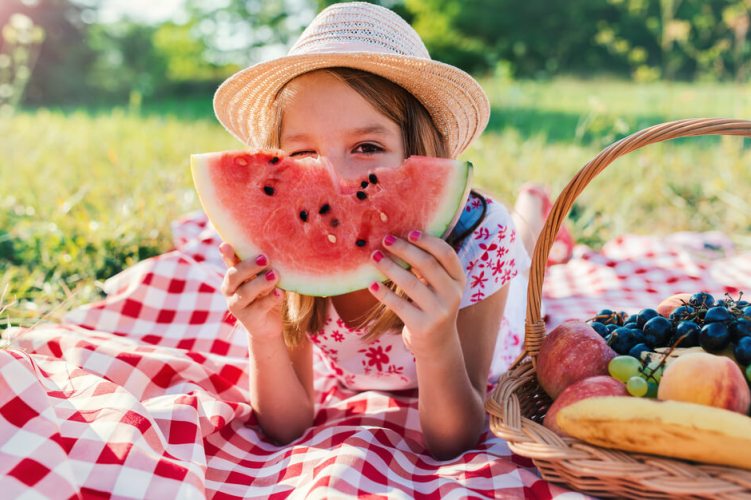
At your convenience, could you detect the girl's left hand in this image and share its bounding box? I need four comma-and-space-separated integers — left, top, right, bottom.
368, 230, 466, 357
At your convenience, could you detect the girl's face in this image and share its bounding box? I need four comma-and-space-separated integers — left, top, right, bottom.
280, 71, 405, 181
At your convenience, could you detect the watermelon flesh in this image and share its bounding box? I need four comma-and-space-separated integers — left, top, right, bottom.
191, 150, 472, 296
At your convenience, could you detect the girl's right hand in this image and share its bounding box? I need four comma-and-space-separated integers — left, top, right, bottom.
219, 242, 285, 340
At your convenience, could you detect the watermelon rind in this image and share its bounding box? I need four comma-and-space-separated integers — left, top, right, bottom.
191, 153, 472, 297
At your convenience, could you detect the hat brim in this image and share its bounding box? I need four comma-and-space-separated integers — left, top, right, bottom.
213, 52, 489, 159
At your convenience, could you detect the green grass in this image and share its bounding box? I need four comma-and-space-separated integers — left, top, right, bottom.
2, 78, 751, 328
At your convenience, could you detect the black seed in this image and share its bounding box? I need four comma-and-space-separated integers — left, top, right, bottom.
361, 180, 369, 189
270, 156, 279, 164
263, 186, 275, 196
368, 173, 378, 184
355, 239, 366, 247
331, 218, 340, 227
299, 210, 308, 222
356, 191, 367, 200
318, 203, 331, 215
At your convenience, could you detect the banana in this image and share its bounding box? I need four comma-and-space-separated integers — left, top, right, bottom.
556, 396, 751, 470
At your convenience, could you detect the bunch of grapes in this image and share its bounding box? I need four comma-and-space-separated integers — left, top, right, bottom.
591, 291, 751, 396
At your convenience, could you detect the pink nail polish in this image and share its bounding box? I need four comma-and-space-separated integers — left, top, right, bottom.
273, 288, 282, 298
265, 270, 276, 281
372, 250, 384, 263
408, 230, 422, 242
384, 234, 396, 246
256, 254, 268, 266
370, 282, 380, 292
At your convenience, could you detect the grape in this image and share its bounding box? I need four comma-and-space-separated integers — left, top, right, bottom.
699, 322, 731, 353
623, 321, 639, 330
734, 337, 751, 366
608, 355, 642, 383
625, 314, 639, 325
689, 292, 715, 309
597, 309, 620, 325
730, 318, 751, 343
608, 327, 645, 355
636, 308, 659, 329
670, 305, 695, 322
646, 380, 659, 398
741, 305, 751, 319
746, 364, 751, 384
628, 342, 651, 360
606, 324, 619, 333
590, 321, 609, 338
627, 376, 649, 397
704, 306, 733, 324
735, 300, 749, 309
673, 320, 701, 347
643, 316, 673, 347
642, 360, 664, 382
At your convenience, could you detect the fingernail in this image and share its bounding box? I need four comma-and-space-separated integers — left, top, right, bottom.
256, 254, 268, 266
384, 234, 396, 246
371, 250, 384, 263
408, 230, 422, 242
265, 270, 276, 281
219, 243, 229, 256
370, 282, 380, 292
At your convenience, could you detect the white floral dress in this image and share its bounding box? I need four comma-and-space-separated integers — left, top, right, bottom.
308, 193, 530, 391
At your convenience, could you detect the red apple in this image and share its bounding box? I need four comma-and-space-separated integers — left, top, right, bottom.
544, 375, 627, 435
537, 320, 617, 399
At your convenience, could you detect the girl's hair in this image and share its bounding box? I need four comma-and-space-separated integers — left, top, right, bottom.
266, 67, 461, 346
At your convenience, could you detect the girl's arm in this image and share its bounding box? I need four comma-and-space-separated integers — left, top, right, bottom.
248, 335, 315, 444
414, 285, 509, 459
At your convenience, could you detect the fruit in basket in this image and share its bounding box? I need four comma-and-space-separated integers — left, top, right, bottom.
657, 351, 750, 414
537, 320, 617, 399
699, 322, 731, 353
734, 337, 751, 366
555, 396, 751, 470
543, 376, 627, 436
656, 293, 692, 317
642, 316, 673, 347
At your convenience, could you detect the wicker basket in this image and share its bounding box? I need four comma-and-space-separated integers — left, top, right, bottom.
486, 118, 751, 499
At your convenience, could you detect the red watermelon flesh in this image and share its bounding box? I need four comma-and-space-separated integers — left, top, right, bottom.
191, 150, 472, 296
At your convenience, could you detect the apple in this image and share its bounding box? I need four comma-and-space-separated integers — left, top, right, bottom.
544, 375, 627, 436
658, 351, 751, 414
537, 320, 617, 399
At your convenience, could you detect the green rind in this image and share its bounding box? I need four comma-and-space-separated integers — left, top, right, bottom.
191, 153, 472, 297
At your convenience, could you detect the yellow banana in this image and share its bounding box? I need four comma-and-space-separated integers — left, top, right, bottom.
556, 396, 751, 470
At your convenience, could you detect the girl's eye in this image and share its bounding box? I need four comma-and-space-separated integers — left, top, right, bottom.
353, 143, 383, 155
290, 150, 316, 158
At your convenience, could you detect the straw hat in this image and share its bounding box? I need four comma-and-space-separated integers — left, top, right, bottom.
213, 1, 490, 158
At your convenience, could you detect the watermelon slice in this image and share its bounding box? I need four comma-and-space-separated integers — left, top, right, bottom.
191, 151, 472, 296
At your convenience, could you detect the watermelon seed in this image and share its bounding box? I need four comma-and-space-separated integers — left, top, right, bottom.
327, 234, 337, 244
263, 186, 275, 196
360, 180, 369, 189
355, 239, 367, 247
356, 191, 367, 200
331, 218, 340, 227
368, 173, 378, 184
379, 212, 388, 222
319, 203, 331, 215
299, 210, 308, 222
270, 156, 280, 164
235, 157, 248, 167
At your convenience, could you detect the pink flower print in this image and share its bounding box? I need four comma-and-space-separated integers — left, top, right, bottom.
471, 290, 486, 303
471, 271, 488, 289
510, 229, 517, 243
496, 245, 508, 259
491, 260, 506, 276
336, 318, 346, 328
344, 374, 356, 386
359, 344, 392, 372
471, 197, 482, 209
331, 330, 344, 342
497, 224, 508, 239
466, 259, 477, 273
479, 242, 498, 261
501, 267, 516, 284
474, 227, 490, 240
387, 365, 404, 375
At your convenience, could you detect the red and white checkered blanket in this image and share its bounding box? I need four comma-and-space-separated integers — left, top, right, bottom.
2, 211, 748, 498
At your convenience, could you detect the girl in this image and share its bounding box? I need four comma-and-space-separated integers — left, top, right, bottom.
213, 2, 564, 459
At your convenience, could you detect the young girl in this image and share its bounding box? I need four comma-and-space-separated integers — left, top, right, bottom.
212, 2, 562, 459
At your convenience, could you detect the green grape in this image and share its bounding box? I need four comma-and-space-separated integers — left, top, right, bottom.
627, 376, 649, 397
642, 360, 665, 383
746, 364, 751, 384
646, 380, 659, 398
608, 355, 641, 383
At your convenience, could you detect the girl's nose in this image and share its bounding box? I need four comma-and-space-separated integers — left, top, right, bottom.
324, 153, 361, 182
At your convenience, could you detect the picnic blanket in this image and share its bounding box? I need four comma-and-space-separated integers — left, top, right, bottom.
2, 211, 749, 499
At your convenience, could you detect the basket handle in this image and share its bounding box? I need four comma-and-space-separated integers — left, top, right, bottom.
515, 118, 751, 366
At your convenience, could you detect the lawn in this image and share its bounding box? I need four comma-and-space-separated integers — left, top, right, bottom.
1, 77, 750, 328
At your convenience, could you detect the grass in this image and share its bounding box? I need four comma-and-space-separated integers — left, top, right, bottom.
1, 77, 750, 328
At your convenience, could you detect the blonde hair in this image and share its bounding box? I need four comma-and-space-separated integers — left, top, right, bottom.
267, 67, 449, 346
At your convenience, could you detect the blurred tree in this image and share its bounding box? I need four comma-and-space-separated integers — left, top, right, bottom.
0, 0, 97, 104
0, 13, 45, 114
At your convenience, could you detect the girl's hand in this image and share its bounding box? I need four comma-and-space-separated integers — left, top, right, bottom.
219, 243, 285, 340
368, 231, 466, 357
